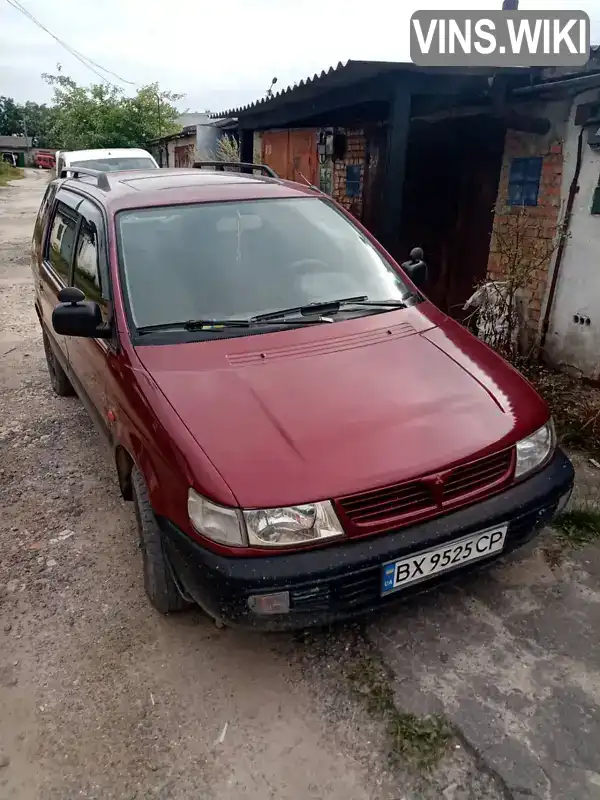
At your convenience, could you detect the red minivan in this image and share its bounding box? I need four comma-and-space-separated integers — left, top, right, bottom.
32, 164, 574, 628
34, 152, 55, 170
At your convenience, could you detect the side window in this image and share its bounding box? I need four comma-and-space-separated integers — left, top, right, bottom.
73, 219, 107, 317
47, 203, 78, 282
33, 184, 56, 253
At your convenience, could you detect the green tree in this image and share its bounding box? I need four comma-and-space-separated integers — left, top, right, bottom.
42, 69, 182, 150
0, 96, 57, 146
21, 102, 58, 148
0, 96, 23, 136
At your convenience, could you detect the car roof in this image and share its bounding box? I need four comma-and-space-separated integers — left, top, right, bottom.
62, 148, 154, 160
55, 168, 319, 212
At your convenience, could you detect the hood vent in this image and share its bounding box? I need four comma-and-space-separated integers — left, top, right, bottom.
227, 323, 416, 366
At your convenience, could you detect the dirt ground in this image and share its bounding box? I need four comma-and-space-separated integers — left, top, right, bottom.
1, 170, 600, 800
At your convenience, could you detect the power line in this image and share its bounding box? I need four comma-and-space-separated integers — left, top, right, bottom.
4, 0, 136, 87
5, 0, 133, 85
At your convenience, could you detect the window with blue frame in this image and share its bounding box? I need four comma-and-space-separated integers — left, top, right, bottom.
345, 164, 361, 198
507, 156, 543, 207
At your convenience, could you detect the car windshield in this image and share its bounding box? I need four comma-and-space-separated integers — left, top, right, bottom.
117, 197, 411, 331
70, 157, 157, 172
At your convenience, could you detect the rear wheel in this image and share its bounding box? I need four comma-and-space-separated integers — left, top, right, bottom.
42, 331, 75, 397
132, 467, 192, 614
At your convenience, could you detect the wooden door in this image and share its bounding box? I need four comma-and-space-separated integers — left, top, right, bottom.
262, 130, 317, 184
288, 130, 318, 186
262, 131, 289, 179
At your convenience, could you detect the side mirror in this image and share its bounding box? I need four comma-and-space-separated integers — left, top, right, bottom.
401, 247, 428, 290
52, 287, 111, 339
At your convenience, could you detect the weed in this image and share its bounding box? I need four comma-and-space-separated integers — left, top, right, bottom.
553, 508, 600, 549
515, 358, 600, 460
344, 650, 451, 770
544, 506, 600, 566
0, 162, 24, 186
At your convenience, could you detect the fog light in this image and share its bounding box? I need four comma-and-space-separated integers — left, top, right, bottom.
248, 591, 290, 615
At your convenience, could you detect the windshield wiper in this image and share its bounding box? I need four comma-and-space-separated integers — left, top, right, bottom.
183, 317, 328, 331
136, 319, 251, 335
136, 317, 326, 335
251, 296, 408, 323
184, 319, 252, 330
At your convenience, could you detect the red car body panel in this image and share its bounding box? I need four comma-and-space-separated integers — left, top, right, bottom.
35, 170, 555, 565
133, 304, 549, 513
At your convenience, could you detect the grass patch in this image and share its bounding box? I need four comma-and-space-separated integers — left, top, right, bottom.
344, 650, 451, 769
0, 161, 24, 186
553, 508, 600, 549
544, 506, 600, 566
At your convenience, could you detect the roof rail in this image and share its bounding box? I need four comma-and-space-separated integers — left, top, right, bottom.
60, 166, 111, 191
192, 160, 278, 179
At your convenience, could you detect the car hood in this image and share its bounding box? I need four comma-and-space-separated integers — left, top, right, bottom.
135, 306, 549, 508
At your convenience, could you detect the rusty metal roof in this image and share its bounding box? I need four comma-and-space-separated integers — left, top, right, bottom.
209, 60, 407, 119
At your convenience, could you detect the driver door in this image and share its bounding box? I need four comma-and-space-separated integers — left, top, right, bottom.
66, 198, 113, 438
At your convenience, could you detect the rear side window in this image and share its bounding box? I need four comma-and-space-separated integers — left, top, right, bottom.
47, 203, 78, 282
73, 220, 107, 317
33, 184, 56, 251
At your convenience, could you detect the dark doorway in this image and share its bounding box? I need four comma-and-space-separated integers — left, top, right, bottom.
362, 126, 387, 238
398, 114, 506, 318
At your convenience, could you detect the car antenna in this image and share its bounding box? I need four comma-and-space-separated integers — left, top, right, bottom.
297, 172, 320, 192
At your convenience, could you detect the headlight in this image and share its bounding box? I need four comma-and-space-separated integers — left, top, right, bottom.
515, 420, 556, 479
187, 490, 246, 546
187, 490, 345, 548
244, 501, 345, 547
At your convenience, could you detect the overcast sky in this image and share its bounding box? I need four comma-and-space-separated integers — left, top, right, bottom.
2, 0, 600, 114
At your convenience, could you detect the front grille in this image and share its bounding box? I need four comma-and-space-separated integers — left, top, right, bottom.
338, 481, 433, 524
338, 448, 514, 529
442, 449, 513, 501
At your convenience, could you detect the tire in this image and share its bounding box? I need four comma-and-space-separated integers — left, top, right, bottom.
42, 331, 75, 397
131, 467, 191, 614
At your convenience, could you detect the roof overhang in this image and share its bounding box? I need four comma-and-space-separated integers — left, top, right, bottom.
209, 60, 542, 130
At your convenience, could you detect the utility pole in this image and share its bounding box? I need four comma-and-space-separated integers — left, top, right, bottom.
22, 116, 30, 166
157, 93, 162, 138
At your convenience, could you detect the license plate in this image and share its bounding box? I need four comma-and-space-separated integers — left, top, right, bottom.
381, 525, 508, 596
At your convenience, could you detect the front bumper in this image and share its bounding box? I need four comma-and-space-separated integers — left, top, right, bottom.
160, 449, 574, 630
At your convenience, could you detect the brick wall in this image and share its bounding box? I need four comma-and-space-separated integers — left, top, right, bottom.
487, 129, 564, 336
332, 129, 366, 219
253, 132, 262, 164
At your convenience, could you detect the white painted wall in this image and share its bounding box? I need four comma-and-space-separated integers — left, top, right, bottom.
545, 89, 600, 381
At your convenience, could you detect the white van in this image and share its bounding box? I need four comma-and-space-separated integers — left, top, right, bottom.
56, 147, 159, 176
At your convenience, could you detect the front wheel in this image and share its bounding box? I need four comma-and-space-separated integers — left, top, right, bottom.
131, 467, 192, 614
42, 331, 75, 397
